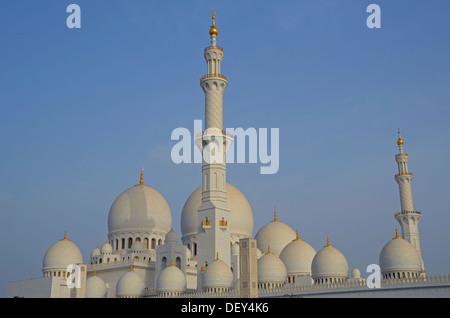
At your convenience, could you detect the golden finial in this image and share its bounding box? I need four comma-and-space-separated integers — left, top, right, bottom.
394, 228, 401, 239
139, 167, 144, 185
129, 264, 134, 272
93, 269, 97, 277
273, 206, 278, 222
201, 265, 205, 272
267, 244, 272, 255
397, 128, 404, 146
294, 228, 303, 241
60, 230, 70, 241
209, 10, 219, 36
170, 258, 174, 267
216, 251, 220, 261
325, 236, 332, 247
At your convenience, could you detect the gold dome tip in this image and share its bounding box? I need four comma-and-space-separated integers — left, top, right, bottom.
139, 167, 144, 185
394, 228, 401, 239
397, 128, 404, 145
209, 10, 219, 36
60, 230, 70, 241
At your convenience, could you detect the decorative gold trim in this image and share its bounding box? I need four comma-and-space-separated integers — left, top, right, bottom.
200, 73, 227, 81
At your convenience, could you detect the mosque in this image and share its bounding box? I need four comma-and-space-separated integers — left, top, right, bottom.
6, 12, 450, 298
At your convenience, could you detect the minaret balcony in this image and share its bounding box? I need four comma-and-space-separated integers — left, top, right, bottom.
395, 172, 413, 177
200, 73, 227, 81
394, 210, 422, 216
204, 46, 223, 52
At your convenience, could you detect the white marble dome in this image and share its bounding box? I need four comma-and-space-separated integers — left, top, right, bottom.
279, 232, 316, 276
108, 183, 172, 235
165, 229, 179, 244
351, 267, 361, 279
181, 183, 253, 241
90, 246, 101, 259
257, 248, 287, 285
157, 263, 187, 294
254, 211, 296, 256
311, 238, 349, 282
202, 256, 234, 290
85, 272, 107, 298
379, 231, 422, 275
42, 231, 83, 272
101, 241, 113, 254
116, 267, 145, 298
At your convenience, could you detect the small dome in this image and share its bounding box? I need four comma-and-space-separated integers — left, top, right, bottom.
108, 183, 172, 235
258, 247, 287, 284
116, 266, 145, 298
157, 262, 186, 294
379, 230, 422, 275
101, 241, 113, 254
254, 210, 296, 256
181, 183, 253, 240
91, 246, 101, 259
165, 229, 179, 244
311, 238, 349, 281
42, 231, 83, 272
202, 255, 234, 290
351, 267, 361, 279
279, 232, 316, 276
85, 272, 107, 298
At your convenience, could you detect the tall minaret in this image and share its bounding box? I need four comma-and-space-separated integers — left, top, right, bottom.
394, 129, 424, 268
195, 11, 234, 291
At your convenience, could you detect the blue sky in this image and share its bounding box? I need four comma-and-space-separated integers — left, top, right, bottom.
1, 1, 449, 296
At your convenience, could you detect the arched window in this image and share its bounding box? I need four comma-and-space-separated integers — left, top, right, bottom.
176, 257, 181, 269
162, 257, 167, 271
135, 237, 141, 242
151, 238, 156, 249
121, 238, 125, 249
128, 238, 133, 249
143, 238, 149, 249
158, 239, 162, 246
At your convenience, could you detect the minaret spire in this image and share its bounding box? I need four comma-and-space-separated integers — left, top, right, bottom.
393, 129, 424, 270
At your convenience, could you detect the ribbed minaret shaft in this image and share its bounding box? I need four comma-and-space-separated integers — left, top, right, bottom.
393, 129, 424, 270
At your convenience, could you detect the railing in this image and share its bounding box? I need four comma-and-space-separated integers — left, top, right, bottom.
200, 73, 227, 81
144, 273, 450, 298
204, 46, 223, 52
195, 130, 234, 139
395, 172, 413, 177
395, 210, 422, 216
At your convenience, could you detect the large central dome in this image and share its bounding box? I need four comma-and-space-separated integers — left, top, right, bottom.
181, 183, 253, 240
108, 183, 172, 235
